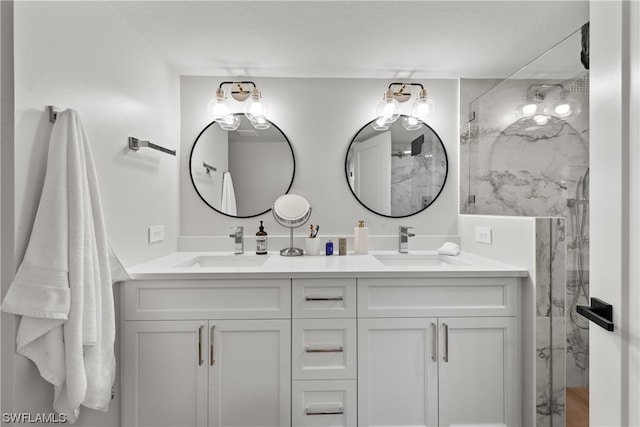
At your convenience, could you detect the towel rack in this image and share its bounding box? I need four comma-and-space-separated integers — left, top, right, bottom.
128, 137, 176, 156
48, 106, 59, 123
203, 162, 217, 174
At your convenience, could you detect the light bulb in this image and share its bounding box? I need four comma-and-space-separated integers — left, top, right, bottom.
218, 114, 240, 131
207, 88, 233, 121
243, 88, 268, 123
522, 103, 539, 116
516, 93, 545, 119
375, 89, 401, 123
402, 116, 423, 131
410, 89, 436, 120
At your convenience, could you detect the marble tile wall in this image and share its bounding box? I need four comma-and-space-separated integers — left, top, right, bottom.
535, 218, 567, 427
391, 135, 448, 216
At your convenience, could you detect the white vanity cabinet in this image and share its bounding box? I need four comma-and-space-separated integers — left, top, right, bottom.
121, 279, 291, 427
120, 265, 524, 427
357, 277, 520, 427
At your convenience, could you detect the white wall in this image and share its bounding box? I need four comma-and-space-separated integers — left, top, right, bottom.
190, 124, 228, 211
458, 214, 536, 426
6, 2, 180, 425
229, 140, 293, 216
14, 2, 179, 268
180, 77, 458, 241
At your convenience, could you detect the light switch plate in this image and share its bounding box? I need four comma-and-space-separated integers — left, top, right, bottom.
149, 225, 165, 243
475, 226, 492, 244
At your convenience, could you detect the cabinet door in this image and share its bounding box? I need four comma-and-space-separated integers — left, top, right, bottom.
208, 319, 291, 427
358, 318, 438, 427
438, 317, 519, 427
122, 321, 208, 427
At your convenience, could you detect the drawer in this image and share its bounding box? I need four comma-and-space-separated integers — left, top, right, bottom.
123, 279, 291, 320
292, 319, 357, 380
292, 380, 356, 427
358, 277, 519, 318
292, 279, 356, 318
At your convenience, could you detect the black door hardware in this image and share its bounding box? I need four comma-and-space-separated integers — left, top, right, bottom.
577, 297, 614, 331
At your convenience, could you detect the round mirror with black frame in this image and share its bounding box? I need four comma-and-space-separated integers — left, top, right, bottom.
345, 115, 448, 218
189, 113, 295, 218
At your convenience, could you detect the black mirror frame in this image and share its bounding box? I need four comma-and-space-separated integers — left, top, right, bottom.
344, 115, 448, 219
189, 113, 296, 218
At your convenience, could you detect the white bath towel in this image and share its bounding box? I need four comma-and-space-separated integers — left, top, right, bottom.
221, 171, 237, 216
2, 109, 130, 423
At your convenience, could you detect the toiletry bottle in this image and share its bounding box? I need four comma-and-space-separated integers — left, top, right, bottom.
338, 237, 347, 255
354, 220, 369, 254
325, 238, 334, 256
256, 221, 268, 255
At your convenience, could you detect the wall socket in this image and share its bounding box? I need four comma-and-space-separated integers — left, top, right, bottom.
475, 226, 492, 244
148, 225, 165, 243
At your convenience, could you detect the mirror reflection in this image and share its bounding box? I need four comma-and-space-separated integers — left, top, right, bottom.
189, 114, 295, 217
345, 116, 448, 217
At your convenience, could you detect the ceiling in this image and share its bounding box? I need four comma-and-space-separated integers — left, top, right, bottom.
112, 1, 589, 79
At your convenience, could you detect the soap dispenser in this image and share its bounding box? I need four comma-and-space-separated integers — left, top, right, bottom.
354, 220, 369, 254
256, 221, 268, 255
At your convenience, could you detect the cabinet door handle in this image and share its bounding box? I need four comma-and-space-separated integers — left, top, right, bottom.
305, 296, 343, 301
305, 345, 343, 353
443, 323, 449, 363
198, 325, 204, 366
431, 322, 437, 362
210, 325, 216, 366
305, 407, 344, 416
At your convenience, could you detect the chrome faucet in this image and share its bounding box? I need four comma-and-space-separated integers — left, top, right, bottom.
229, 226, 244, 254
398, 226, 415, 253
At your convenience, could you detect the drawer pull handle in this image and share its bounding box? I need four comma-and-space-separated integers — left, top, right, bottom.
305, 407, 344, 416
305, 345, 344, 353
198, 325, 204, 366
210, 325, 215, 366
431, 322, 437, 362
305, 296, 343, 301
443, 323, 449, 363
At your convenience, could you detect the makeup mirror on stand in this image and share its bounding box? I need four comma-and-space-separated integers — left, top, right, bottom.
273, 194, 312, 256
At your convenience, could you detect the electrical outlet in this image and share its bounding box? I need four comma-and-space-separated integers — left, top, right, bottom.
149, 225, 165, 243
475, 226, 492, 244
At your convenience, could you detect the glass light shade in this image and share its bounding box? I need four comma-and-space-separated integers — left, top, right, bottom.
402, 116, 423, 131
375, 90, 401, 124
243, 88, 268, 123
249, 115, 271, 130
516, 97, 546, 119
217, 114, 240, 131
410, 89, 436, 120
371, 117, 390, 131
207, 88, 233, 121
552, 92, 581, 119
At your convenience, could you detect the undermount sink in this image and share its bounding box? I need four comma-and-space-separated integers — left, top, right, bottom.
175, 254, 269, 269
373, 253, 467, 267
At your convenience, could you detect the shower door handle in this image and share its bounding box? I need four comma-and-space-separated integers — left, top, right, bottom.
577, 297, 614, 331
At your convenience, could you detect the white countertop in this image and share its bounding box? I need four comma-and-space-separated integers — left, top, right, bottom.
125, 250, 528, 280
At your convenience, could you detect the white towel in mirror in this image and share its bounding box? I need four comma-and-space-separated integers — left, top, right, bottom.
221, 171, 237, 216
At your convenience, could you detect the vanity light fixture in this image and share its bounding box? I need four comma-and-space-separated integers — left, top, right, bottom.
373, 83, 436, 131
515, 83, 581, 124
209, 81, 270, 131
